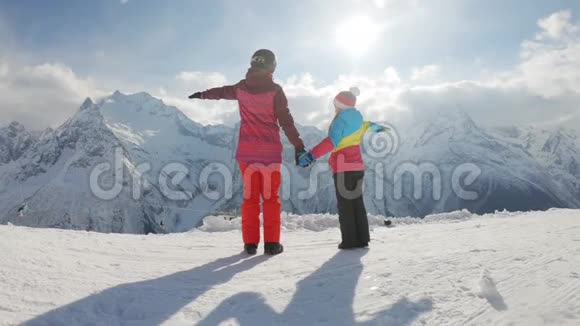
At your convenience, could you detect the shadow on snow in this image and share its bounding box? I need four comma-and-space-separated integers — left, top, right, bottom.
25, 250, 433, 325
24, 254, 269, 326
198, 250, 433, 325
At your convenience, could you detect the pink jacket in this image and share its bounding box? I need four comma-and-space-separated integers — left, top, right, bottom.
199, 68, 304, 164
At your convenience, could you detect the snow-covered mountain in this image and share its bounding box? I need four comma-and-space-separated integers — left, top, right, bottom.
0, 97, 170, 234
0, 91, 579, 234
0, 122, 37, 165
364, 111, 580, 217
492, 125, 580, 202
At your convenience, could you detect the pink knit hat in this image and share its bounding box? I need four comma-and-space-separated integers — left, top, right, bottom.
334, 87, 360, 110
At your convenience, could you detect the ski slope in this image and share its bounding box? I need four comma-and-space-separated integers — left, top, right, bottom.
1, 209, 579, 325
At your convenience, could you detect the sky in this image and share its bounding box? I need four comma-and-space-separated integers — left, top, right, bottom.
0, 0, 579, 130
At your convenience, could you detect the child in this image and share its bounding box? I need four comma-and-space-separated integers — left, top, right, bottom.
299, 87, 387, 249
188, 49, 306, 255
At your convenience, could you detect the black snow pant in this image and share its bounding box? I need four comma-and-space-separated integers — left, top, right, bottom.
333, 171, 370, 248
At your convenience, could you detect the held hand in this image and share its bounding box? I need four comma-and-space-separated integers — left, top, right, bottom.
188, 92, 202, 99
298, 151, 316, 168
295, 148, 307, 165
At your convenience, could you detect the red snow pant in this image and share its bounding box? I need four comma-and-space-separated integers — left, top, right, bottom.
239, 163, 282, 244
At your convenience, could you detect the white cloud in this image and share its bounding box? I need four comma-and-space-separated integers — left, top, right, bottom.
162, 68, 407, 129
517, 10, 580, 98
411, 65, 441, 84
0, 60, 106, 129
175, 71, 228, 89
160, 11, 580, 132
152, 71, 238, 126
155, 94, 239, 127
1, 10, 579, 134
536, 10, 578, 40
120, 0, 129, 4
383, 67, 402, 85
277, 69, 406, 129
271, 10, 580, 131
360, 0, 422, 11
0, 64, 236, 130
0, 62, 8, 77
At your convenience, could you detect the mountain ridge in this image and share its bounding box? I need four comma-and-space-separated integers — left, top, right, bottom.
1, 91, 578, 234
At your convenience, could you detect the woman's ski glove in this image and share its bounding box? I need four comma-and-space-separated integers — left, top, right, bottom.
295, 148, 307, 165
188, 92, 202, 99
298, 151, 316, 167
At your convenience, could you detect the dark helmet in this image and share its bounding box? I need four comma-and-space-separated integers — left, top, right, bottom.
251, 49, 277, 71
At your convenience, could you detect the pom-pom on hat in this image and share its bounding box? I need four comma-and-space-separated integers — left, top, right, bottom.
334, 87, 360, 110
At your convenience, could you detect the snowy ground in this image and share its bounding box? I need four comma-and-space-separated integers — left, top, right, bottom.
1, 209, 579, 326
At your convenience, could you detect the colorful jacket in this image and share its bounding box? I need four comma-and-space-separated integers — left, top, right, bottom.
311, 108, 382, 173
199, 68, 305, 164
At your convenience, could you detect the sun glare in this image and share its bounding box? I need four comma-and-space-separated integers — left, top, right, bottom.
335, 15, 380, 57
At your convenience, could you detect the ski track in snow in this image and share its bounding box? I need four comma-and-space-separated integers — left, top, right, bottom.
1, 209, 580, 325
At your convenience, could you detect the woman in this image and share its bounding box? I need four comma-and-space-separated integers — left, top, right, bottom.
188, 49, 306, 255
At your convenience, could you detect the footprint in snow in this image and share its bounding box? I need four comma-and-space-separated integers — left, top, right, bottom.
475, 269, 508, 311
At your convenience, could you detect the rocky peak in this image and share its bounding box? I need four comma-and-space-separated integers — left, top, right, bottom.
8, 121, 26, 133
80, 97, 94, 111
0, 122, 35, 164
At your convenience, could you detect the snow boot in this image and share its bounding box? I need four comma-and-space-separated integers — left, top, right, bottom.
264, 242, 284, 255
244, 244, 258, 255
338, 242, 359, 250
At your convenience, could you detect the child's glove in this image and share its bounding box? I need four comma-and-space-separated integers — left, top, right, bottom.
370, 123, 390, 133
188, 92, 202, 99
298, 151, 316, 167
295, 148, 307, 165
